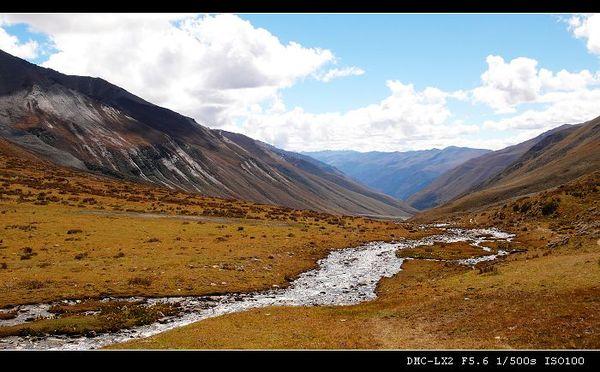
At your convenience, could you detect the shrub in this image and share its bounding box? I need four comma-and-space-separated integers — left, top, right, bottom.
20, 247, 37, 260
519, 202, 531, 213
128, 277, 152, 286
82, 197, 97, 204
74, 252, 88, 260
478, 264, 499, 275
20, 279, 45, 290
67, 229, 83, 234
541, 199, 559, 216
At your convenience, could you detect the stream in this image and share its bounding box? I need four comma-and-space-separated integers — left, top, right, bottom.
0, 227, 514, 350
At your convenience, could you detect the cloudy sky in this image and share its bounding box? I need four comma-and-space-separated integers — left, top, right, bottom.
1, 13, 599, 152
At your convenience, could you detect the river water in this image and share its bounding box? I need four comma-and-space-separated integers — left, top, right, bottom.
0, 227, 513, 350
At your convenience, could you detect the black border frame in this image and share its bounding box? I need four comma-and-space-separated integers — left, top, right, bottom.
2, 0, 600, 13
1, 1, 599, 367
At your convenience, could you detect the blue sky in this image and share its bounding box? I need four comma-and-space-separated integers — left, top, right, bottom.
243, 14, 595, 112
1, 14, 599, 152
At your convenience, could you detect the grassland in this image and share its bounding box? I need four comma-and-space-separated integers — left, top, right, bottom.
0, 139, 421, 337
115, 173, 600, 349
116, 245, 599, 349
1, 139, 598, 348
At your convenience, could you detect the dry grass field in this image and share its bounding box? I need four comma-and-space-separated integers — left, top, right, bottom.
0, 139, 420, 337
115, 173, 600, 349
1, 139, 598, 348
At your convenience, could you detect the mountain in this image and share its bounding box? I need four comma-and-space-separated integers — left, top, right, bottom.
407, 124, 575, 210
304, 147, 490, 201
0, 49, 415, 217
414, 117, 600, 216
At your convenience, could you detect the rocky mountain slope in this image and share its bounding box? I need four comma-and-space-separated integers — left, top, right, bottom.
304, 147, 490, 201
0, 49, 414, 217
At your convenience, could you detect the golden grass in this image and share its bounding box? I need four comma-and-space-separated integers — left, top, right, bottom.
114, 174, 600, 349
0, 190, 415, 309
0, 139, 415, 309
0, 300, 178, 338
2, 139, 598, 349
396, 241, 498, 260
115, 239, 600, 349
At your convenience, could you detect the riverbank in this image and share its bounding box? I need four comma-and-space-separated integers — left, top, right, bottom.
1, 227, 515, 349
115, 234, 600, 349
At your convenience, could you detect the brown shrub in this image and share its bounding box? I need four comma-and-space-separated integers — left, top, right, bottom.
478, 264, 499, 275
20, 247, 36, 260
20, 279, 46, 290
541, 199, 559, 216
128, 277, 152, 287
74, 252, 88, 260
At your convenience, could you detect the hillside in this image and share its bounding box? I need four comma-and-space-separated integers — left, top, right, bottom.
0, 49, 413, 217
304, 147, 490, 201
0, 136, 420, 333
407, 124, 575, 210
415, 116, 600, 217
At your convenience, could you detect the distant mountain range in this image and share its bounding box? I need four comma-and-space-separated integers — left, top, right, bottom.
0, 49, 415, 217
303, 147, 490, 201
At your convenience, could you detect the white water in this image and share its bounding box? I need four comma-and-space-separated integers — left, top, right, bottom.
0, 227, 513, 350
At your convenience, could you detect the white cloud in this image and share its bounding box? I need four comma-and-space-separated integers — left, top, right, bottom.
1, 13, 474, 152
315, 66, 365, 82
473, 55, 600, 113
1, 14, 599, 153
472, 55, 542, 113
2, 13, 335, 127
568, 14, 600, 55
223, 80, 475, 152
471, 54, 600, 133
0, 21, 38, 59
539, 68, 599, 91
483, 88, 600, 132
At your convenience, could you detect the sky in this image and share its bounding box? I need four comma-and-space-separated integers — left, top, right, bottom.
0, 13, 599, 152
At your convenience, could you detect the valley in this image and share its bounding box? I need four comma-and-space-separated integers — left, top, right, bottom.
115, 172, 600, 349
0, 46, 598, 350
0, 135, 598, 349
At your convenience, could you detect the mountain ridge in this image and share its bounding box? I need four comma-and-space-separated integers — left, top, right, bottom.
406, 124, 575, 210
0, 49, 414, 217
413, 117, 600, 217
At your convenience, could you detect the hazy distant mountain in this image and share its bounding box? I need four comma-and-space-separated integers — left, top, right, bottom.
407, 124, 578, 210
303, 147, 490, 201
0, 49, 415, 217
